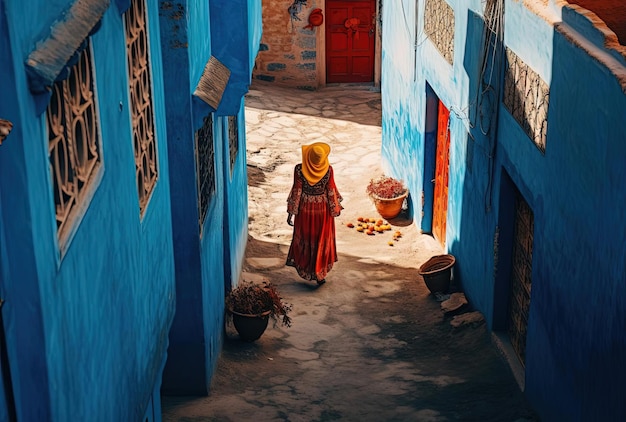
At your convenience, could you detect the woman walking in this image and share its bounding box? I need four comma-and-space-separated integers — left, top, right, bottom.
286, 142, 343, 285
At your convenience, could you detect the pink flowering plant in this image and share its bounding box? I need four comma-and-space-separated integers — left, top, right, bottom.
366, 175, 408, 199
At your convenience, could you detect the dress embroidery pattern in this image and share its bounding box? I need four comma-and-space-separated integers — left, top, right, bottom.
286, 164, 343, 281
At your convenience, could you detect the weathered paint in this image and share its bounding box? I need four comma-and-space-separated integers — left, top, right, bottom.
254, 0, 320, 88
159, 0, 258, 395
257, 74, 276, 82
0, 0, 175, 420
268, 62, 288, 71
382, 0, 626, 420
302, 50, 316, 60
256, 0, 383, 89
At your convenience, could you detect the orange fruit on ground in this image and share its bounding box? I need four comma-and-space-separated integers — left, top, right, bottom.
347, 222, 354, 228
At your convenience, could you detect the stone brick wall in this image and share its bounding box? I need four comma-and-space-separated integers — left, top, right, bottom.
254, 0, 322, 90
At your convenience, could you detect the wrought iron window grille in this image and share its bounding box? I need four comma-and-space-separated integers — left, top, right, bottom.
195, 115, 216, 234
503, 48, 549, 153
424, 0, 455, 65
228, 115, 239, 174
46, 43, 102, 242
508, 190, 533, 366
124, 0, 158, 214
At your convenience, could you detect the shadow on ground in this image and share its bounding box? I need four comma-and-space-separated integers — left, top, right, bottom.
162, 235, 537, 422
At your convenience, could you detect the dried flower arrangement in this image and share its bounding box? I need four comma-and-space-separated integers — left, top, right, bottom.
226, 281, 292, 327
366, 175, 408, 199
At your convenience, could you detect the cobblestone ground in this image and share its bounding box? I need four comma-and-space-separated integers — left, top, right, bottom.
162, 82, 537, 422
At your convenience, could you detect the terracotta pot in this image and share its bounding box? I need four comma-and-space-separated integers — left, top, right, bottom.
419, 254, 455, 294
309, 9, 323, 26
231, 310, 271, 342
304, 8, 323, 30
370, 192, 408, 219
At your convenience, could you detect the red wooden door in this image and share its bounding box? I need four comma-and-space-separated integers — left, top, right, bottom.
325, 0, 376, 83
432, 101, 450, 247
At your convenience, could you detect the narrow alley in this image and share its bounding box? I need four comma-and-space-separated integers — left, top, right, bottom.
161, 82, 536, 422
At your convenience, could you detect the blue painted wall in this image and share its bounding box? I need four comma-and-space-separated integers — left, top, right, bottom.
208, 0, 259, 295
0, 0, 175, 420
505, 5, 626, 421
381, 1, 626, 420
209, 0, 258, 116
158, 0, 218, 394
160, 0, 258, 395
0, 0, 50, 418
221, 105, 249, 292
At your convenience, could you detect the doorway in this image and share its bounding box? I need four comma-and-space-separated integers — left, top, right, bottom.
325, 0, 376, 83
507, 189, 533, 366
432, 100, 451, 248
494, 171, 533, 370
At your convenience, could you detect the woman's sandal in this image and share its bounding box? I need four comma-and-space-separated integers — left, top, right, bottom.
316, 279, 326, 285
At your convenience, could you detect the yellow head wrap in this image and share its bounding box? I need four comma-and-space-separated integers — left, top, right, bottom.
301, 142, 330, 185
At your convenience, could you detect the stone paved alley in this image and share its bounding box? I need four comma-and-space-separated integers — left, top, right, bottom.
161, 82, 537, 421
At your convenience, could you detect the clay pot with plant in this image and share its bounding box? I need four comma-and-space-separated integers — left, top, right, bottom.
366, 175, 409, 219
226, 281, 292, 341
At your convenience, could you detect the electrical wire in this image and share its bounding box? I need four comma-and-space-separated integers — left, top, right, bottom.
396, 0, 505, 213
476, 0, 505, 213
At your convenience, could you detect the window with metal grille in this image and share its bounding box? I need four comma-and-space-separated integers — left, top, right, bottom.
195, 115, 216, 234
46, 43, 102, 240
228, 115, 238, 174
124, 0, 158, 214
424, 0, 455, 64
508, 190, 533, 366
503, 47, 549, 153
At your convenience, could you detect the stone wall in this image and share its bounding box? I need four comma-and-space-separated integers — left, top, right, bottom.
254, 0, 322, 90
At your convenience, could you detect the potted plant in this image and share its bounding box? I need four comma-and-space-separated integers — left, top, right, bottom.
226, 281, 292, 341
366, 175, 409, 219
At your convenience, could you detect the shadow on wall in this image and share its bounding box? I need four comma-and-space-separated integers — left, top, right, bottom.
450, 5, 626, 421
446, 8, 499, 308
517, 9, 626, 421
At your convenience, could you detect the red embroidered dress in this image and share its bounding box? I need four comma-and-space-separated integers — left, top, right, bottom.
286, 164, 343, 281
